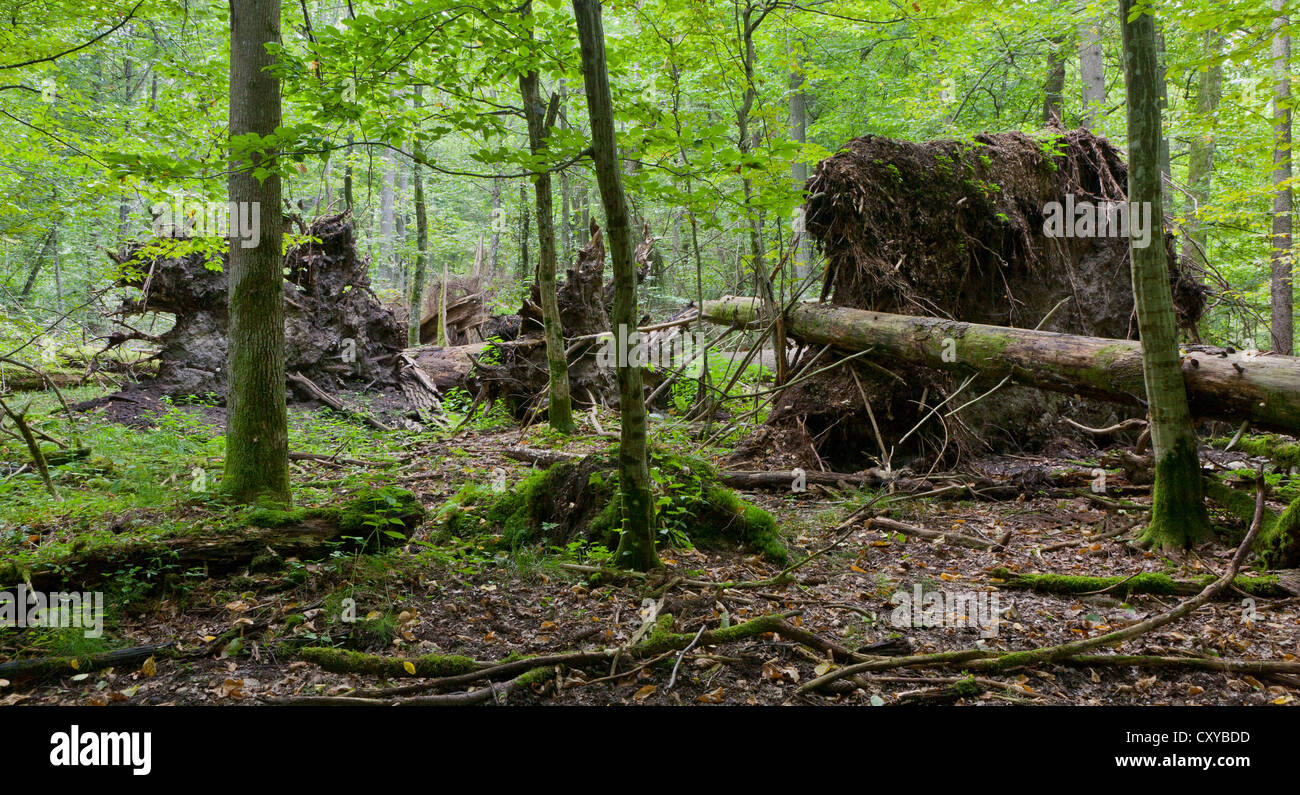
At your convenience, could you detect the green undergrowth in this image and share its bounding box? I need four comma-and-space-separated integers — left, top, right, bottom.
434, 447, 787, 564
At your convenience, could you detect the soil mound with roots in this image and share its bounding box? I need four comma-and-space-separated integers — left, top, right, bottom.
100, 213, 405, 405
739, 128, 1206, 471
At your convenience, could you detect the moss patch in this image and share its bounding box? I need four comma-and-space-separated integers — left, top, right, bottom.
435, 449, 787, 563
296, 646, 480, 678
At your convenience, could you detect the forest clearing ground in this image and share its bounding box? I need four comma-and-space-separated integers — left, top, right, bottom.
1, 391, 1298, 706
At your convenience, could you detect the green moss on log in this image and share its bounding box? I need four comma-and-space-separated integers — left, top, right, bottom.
1209, 434, 1300, 469
989, 567, 1285, 597
296, 646, 480, 677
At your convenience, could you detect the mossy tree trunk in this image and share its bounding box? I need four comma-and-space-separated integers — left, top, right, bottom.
407, 86, 429, 348
701, 297, 1300, 435
1120, 0, 1210, 550
573, 0, 659, 571
519, 1, 575, 434
1272, 0, 1294, 355
223, 0, 289, 505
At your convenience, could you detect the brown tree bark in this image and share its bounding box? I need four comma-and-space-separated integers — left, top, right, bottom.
223, 0, 290, 504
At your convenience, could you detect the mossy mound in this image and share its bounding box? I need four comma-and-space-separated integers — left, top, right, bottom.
435, 449, 787, 563
249, 486, 425, 550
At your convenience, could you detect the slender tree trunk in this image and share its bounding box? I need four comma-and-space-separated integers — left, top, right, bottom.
407, 87, 429, 347
1043, 35, 1066, 124
1182, 28, 1223, 320
223, 0, 289, 505
1273, 0, 1294, 354
1119, 0, 1210, 550
380, 156, 395, 283
487, 175, 503, 280
558, 81, 573, 267
1079, 18, 1105, 128
573, 0, 659, 571
789, 37, 811, 284
343, 134, 354, 213
737, 2, 787, 384
118, 57, 134, 249
520, 0, 575, 433
519, 183, 531, 283
20, 229, 54, 302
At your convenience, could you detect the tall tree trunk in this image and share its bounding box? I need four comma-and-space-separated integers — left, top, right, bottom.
224, 0, 289, 505
407, 87, 429, 347
1079, 18, 1105, 128
1043, 35, 1066, 124
1273, 0, 1294, 354
573, 0, 659, 571
343, 134, 354, 213
519, 183, 531, 283
118, 57, 134, 249
520, 0, 575, 433
1182, 28, 1223, 326
737, 2, 787, 385
558, 81, 573, 267
20, 229, 54, 302
380, 156, 395, 283
789, 37, 811, 283
487, 175, 503, 280
1119, 0, 1210, 550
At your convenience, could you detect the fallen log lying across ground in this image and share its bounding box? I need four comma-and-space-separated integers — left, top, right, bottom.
702, 296, 1300, 436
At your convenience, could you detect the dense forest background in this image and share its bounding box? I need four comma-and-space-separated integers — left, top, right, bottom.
0, 0, 1289, 352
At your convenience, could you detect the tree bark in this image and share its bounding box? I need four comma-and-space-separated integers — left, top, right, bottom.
789, 36, 811, 283
1079, 18, 1105, 128
1042, 35, 1066, 124
1120, 0, 1210, 550
224, 0, 289, 504
573, 0, 659, 571
407, 87, 429, 347
519, 1, 575, 433
1273, 0, 1294, 354
701, 296, 1300, 437
519, 183, 531, 283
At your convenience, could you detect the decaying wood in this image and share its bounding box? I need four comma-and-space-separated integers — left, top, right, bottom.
287, 371, 395, 432
703, 296, 1300, 435
0, 641, 175, 681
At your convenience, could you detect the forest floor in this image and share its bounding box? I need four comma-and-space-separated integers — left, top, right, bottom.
1, 387, 1298, 707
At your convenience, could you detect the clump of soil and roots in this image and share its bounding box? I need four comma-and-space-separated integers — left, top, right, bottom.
740, 129, 1207, 472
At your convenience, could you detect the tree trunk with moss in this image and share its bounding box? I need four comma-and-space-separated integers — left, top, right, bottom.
407, 87, 429, 348
223, 0, 289, 505
520, 1, 575, 434
1120, 0, 1210, 550
701, 297, 1300, 435
573, 0, 659, 571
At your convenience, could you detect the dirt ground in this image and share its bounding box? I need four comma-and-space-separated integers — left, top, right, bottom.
3, 405, 1297, 708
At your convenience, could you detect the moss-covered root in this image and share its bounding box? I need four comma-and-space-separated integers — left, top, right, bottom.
1136, 436, 1212, 552
1203, 478, 1299, 569
988, 568, 1285, 598
1255, 497, 1300, 569
296, 646, 481, 678
634, 612, 788, 657
1209, 433, 1300, 469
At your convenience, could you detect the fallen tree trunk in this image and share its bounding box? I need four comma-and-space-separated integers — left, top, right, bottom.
703, 297, 1300, 436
